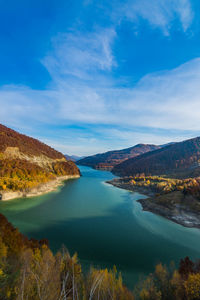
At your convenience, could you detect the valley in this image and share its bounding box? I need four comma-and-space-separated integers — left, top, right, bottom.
1, 166, 200, 290
2, 124, 200, 297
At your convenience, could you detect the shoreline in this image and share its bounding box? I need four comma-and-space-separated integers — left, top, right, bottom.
138, 198, 200, 229
107, 178, 200, 229
1, 174, 80, 201
106, 178, 155, 197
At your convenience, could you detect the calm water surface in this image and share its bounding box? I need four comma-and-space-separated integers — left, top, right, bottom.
1, 166, 200, 288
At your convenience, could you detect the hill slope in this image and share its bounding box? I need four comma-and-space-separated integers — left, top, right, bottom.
0, 124, 65, 159
0, 124, 80, 199
113, 137, 200, 177
77, 144, 160, 170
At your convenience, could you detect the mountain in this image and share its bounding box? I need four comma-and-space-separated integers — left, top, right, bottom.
0, 124, 66, 159
159, 142, 176, 148
113, 137, 200, 177
65, 154, 84, 162
77, 144, 161, 170
0, 124, 80, 199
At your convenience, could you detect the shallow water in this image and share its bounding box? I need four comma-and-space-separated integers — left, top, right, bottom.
1, 166, 200, 288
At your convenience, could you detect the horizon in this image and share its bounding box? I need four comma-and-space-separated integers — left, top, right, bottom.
1, 0, 200, 156
2, 122, 200, 157
2, 2, 200, 296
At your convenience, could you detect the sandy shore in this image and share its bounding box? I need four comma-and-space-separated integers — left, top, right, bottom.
1, 175, 80, 201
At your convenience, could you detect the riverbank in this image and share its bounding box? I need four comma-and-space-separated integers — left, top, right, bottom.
0, 174, 80, 201
107, 178, 200, 228
106, 178, 155, 196
2, 165, 200, 290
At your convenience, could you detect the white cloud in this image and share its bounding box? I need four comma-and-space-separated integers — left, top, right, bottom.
95, 127, 195, 148
175, 0, 193, 31
1, 57, 200, 155
119, 58, 200, 130
115, 0, 193, 35
41, 137, 112, 156
0, 2, 198, 156
84, 0, 193, 35
42, 28, 116, 81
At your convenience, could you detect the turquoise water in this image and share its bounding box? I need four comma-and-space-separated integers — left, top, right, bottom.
1, 166, 200, 288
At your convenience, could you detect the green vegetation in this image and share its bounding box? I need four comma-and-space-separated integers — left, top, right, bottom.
1, 212, 200, 299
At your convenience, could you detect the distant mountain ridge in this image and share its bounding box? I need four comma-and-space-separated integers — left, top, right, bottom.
77, 144, 161, 170
65, 154, 84, 162
113, 137, 200, 178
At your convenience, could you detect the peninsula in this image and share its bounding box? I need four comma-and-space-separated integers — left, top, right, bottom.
107, 137, 200, 228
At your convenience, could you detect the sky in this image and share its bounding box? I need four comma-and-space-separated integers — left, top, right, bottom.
1, 0, 200, 156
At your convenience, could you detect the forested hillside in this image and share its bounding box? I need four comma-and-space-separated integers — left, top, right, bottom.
0, 212, 134, 299
113, 137, 200, 177
77, 144, 160, 170
0, 124, 64, 159
1, 212, 200, 299
0, 124, 80, 195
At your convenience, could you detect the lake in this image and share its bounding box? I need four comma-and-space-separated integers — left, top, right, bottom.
1, 165, 200, 289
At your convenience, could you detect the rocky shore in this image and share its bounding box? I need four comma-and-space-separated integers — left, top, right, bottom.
106, 178, 155, 196
138, 197, 200, 228
107, 178, 200, 229
0, 174, 80, 201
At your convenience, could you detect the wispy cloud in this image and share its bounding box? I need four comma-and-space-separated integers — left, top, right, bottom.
0, 0, 198, 155
122, 0, 193, 35
120, 58, 200, 130
42, 28, 116, 81
1, 56, 200, 155
107, 0, 194, 35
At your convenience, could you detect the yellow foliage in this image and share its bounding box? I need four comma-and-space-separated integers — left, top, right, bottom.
170, 270, 184, 300
33, 248, 41, 262
138, 276, 162, 300
0, 268, 4, 277
184, 273, 200, 300
155, 263, 167, 278
140, 288, 149, 299
0, 236, 7, 259
6, 290, 11, 298
86, 266, 132, 300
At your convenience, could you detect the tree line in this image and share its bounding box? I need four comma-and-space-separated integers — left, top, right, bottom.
1, 213, 200, 299
0, 159, 79, 192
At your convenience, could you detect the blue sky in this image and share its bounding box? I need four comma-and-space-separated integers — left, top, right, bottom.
1, 0, 200, 155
